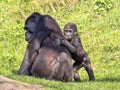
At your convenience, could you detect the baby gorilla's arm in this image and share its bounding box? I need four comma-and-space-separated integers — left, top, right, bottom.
54, 38, 77, 53
61, 40, 77, 53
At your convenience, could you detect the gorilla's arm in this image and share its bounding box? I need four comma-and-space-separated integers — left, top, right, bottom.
18, 44, 38, 75
18, 31, 50, 75
32, 30, 50, 51
61, 40, 77, 53
61, 36, 81, 53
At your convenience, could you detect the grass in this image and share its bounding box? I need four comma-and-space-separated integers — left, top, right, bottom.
0, 0, 120, 90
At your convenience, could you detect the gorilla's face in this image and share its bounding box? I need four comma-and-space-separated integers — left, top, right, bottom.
24, 13, 40, 43
63, 28, 74, 40
24, 20, 36, 42
63, 23, 77, 41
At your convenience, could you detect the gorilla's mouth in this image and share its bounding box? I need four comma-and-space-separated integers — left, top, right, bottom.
25, 37, 29, 41
25, 38, 32, 43
64, 35, 72, 40
25, 32, 32, 43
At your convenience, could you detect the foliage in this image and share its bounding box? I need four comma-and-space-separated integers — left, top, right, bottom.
0, 0, 120, 90
94, 0, 114, 12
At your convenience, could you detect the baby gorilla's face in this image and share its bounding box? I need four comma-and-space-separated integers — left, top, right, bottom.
63, 28, 74, 40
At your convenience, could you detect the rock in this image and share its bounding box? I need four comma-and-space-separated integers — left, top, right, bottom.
0, 75, 44, 90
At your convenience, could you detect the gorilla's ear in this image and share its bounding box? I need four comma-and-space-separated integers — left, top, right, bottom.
74, 32, 77, 35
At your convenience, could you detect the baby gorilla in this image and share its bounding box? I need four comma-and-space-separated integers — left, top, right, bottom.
56, 22, 95, 81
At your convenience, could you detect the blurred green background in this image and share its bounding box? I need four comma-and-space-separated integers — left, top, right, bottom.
0, 0, 120, 90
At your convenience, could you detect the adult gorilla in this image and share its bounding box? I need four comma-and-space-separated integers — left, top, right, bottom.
18, 12, 73, 82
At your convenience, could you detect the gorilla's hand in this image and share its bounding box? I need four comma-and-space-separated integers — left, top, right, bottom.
55, 38, 62, 45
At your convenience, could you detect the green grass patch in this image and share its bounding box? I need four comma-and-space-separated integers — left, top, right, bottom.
0, 0, 120, 90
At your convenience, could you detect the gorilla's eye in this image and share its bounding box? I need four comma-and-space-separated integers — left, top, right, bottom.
27, 29, 33, 34
65, 29, 73, 33
30, 18, 36, 22
69, 30, 73, 33
24, 26, 27, 30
